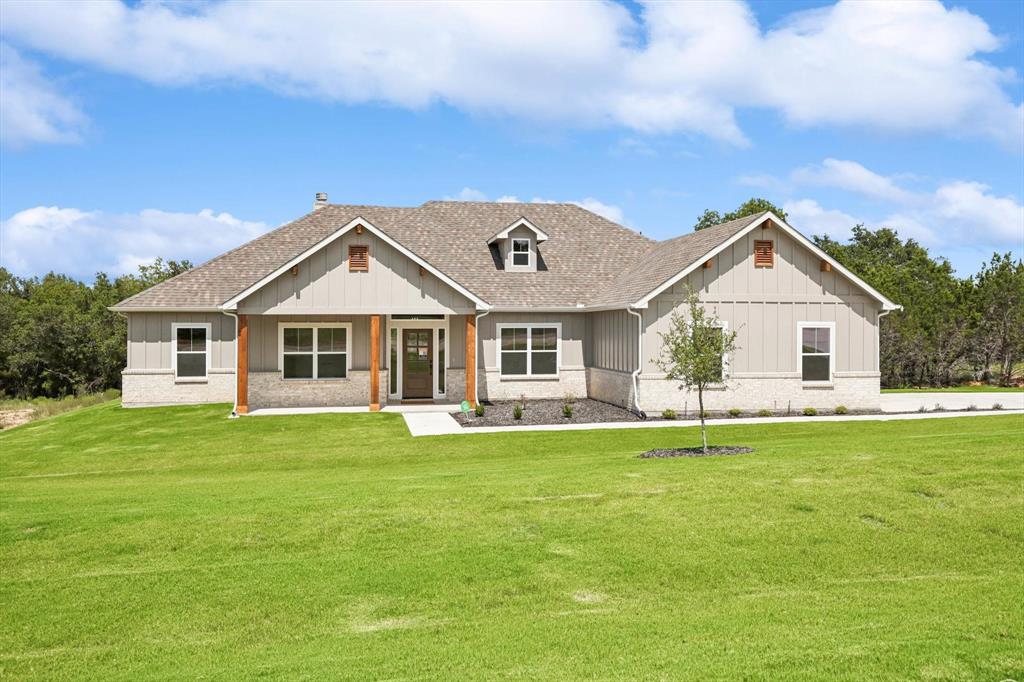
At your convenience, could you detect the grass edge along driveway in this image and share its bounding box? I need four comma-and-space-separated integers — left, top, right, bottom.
1, 403, 1022, 680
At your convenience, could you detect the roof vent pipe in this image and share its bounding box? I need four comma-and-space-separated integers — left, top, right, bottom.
313, 192, 328, 210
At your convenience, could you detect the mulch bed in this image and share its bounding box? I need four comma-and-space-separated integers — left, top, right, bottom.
457, 399, 642, 427
640, 446, 754, 458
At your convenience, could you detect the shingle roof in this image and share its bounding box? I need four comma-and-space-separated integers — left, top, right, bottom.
587, 212, 767, 307
113, 202, 764, 310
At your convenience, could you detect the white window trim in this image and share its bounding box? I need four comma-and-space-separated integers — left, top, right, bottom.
170, 322, 212, 383
797, 321, 836, 385
386, 316, 449, 400
496, 322, 561, 379
510, 238, 531, 268
277, 322, 353, 381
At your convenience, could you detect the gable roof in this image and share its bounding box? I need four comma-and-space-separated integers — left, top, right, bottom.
487, 216, 549, 244
112, 203, 898, 312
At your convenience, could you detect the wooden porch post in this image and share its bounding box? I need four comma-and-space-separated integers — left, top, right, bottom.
369, 314, 381, 411
236, 314, 249, 415
465, 313, 476, 407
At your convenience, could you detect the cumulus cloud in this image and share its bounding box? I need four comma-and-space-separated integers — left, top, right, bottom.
0, 0, 1019, 147
783, 159, 1024, 249
0, 43, 87, 146
1, 206, 268, 279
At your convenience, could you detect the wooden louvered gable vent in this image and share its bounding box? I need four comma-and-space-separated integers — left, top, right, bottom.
754, 240, 774, 268
349, 245, 369, 272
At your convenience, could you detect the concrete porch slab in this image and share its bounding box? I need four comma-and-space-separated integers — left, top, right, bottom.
247, 402, 463, 417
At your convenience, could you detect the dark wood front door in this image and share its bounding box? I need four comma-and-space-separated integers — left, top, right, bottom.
402, 329, 433, 398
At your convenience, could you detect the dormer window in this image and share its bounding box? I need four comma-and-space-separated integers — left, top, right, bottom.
511, 239, 530, 267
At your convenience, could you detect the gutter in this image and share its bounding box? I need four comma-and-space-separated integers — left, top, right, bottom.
222, 311, 240, 418
626, 307, 646, 418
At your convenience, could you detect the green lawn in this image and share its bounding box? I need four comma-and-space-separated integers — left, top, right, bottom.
882, 385, 1023, 393
1, 404, 1022, 680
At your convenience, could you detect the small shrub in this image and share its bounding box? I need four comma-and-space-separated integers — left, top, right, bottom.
563, 392, 577, 405
513, 404, 523, 420
993, 402, 1004, 410
917, 405, 927, 413
562, 403, 573, 418
802, 407, 818, 417
661, 408, 677, 420
835, 405, 848, 415
965, 403, 978, 411
933, 403, 945, 412
757, 409, 772, 417
474, 403, 485, 417
728, 408, 742, 418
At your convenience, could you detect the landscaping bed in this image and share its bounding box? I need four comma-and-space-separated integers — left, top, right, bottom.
641, 446, 754, 458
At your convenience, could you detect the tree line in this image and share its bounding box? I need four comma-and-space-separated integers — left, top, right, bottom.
0, 201, 1020, 399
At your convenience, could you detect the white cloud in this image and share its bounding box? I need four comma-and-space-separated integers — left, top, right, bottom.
0, 43, 87, 146
783, 160, 1024, 249
0, 0, 1019, 147
444, 190, 626, 224
783, 199, 862, 242
791, 159, 917, 204
1, 206, 268, 279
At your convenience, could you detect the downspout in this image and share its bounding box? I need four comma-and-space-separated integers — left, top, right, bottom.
627, 307, 646, 419
473, 309, 490, 406
223, 311, 239, 418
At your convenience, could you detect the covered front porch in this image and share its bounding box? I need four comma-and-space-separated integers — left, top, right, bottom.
233, 313, 478, 414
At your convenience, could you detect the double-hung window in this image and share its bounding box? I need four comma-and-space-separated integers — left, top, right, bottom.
498, 324, 559, 377
798, 322, 834, 383
280, 324, 350, 379
172, 323, 210, 381
511, 239, 530, 267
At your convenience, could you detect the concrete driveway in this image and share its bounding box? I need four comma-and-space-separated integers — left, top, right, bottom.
880, 391, 1023, 412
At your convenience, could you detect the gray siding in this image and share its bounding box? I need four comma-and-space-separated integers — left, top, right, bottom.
642, 227, 881, 374
238, 229, 476, 315
478, 312, 586, 370
126, 312, 235, 370
587, 309, 638, 373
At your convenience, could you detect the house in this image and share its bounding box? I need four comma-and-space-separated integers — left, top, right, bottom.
111, 194, 899, 415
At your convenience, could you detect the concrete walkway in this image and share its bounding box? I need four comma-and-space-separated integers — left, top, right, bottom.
880, 391, 1022, 412
402, 404, 1023, 437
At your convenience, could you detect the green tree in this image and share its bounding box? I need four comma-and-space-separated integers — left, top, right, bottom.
656, 287, 739, 453
694, 197, 788, 230
970, 253, 1024, 385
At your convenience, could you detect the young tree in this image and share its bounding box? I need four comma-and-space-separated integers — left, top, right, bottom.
656, 288, 738, 453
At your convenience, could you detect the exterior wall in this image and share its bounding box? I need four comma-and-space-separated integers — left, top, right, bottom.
248, 370, 388, 409
587, 309, 638, 373
637, 225, 883, 412
638, 375, 880, 413
126, 312, 235, 370
586, 367, 635, 409
476, 312, 588, 401
247, 314, 385, 372
122, 370, 234, 407
238, 229, 476, 315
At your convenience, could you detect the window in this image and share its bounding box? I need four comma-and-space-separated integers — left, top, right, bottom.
498, 324, 560, 377
798, 322, 834, 383
349, 245, 369, 272
280, 324, 350, 379
172, 323, 210, 380
511, 238, 530, 267
754, 240, 774, 268
437, 328, 446, 393
697, 323, 728, 383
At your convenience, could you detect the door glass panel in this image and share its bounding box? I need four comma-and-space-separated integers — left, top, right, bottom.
390, 328, 398, 393
437, 329, 445, 393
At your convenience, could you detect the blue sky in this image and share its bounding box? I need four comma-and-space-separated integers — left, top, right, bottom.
1, 0, 1021, 280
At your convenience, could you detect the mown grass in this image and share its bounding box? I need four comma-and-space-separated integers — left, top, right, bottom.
1, 403, 1022, 680
881, 385, 1023, 393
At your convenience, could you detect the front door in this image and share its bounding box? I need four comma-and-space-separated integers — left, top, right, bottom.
402, 329, 433, 399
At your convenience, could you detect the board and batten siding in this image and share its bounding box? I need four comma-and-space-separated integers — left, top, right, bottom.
586, 309, 638, 373
238, 229, 476, 315
246, 315, 385, 373
477, 312, 586, 370
642, 226, 881, 375
126, 312, 235, 370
